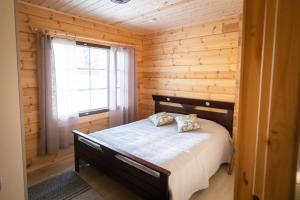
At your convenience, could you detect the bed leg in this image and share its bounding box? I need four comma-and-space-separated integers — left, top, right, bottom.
228, 148, 235, 175
161, 174, 169, 200
74, 133, 80, 173
75, 156, 79, 172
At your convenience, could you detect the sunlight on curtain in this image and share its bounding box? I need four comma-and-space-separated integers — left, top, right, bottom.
52, 38, 79, 149
109, 47, 136, 127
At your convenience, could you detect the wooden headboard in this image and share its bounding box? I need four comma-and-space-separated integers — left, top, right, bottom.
152, 95, 235, 136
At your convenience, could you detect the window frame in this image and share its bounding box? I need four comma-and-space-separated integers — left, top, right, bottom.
78, 108, 109, 117
75, 41, 110, 117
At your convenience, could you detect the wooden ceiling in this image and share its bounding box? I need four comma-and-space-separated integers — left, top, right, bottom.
20, 0, 243, 33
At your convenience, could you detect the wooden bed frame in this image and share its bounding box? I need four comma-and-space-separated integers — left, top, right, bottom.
73, 95, 234, 200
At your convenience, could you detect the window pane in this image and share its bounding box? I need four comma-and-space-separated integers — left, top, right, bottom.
91, 89, 108, 109
76, 46, 89, 68
91, 70, 107, 89
74, 69, 90, 90
90, 48, 108, 69
74, 90, 90, 111
54, 43, 111, 114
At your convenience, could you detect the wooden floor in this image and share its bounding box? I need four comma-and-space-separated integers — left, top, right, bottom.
27, 157, 234, 200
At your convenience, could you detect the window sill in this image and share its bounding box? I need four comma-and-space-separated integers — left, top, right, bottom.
79, 108, 109, 117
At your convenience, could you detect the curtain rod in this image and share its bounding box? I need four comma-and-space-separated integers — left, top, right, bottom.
30, 26, 136, 48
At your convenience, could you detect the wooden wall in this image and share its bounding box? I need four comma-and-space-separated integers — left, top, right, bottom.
18, 2, 143, 172
18, 1, 241, 173
138, 17, 241, 136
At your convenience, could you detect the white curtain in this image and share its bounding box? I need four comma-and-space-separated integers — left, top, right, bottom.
109, 47, 136, 127
52, 38, 80, 150
37, 33, 59, 155
38, 35, 80, 155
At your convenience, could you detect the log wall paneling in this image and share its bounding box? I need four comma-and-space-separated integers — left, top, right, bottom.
17, 2, 143, 172
139, 17, 241, 139
18, 1, 242, 173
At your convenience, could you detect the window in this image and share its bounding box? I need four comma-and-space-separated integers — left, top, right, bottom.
53, 40, 110, 117
75, 42, 110, 116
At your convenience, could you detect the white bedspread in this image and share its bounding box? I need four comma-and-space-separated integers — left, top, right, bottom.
89, 116, 233, 200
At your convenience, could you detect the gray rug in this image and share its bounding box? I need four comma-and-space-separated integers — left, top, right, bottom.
28, 171, 104, 200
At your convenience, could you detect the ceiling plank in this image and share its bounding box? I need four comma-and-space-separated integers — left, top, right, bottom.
19, 0, 243, 34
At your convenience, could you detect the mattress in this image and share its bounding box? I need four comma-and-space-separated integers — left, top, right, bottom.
89, 114, 233, 200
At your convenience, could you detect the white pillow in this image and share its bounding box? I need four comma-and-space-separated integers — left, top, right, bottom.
148, 112, 175, 127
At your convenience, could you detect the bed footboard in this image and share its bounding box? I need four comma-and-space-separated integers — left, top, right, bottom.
73, 130, 171, 200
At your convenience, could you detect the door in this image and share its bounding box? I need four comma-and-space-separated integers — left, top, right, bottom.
235, 0, 300, 200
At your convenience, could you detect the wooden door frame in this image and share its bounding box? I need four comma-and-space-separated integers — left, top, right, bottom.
234, 0, 266, 199
235, 0, 300, 199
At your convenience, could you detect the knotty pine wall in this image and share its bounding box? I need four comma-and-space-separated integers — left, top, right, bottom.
138, 17, 241, 138
19, 1, 241, 173
18, 2, 143, 172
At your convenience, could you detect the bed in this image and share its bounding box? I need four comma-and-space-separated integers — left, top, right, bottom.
73, 95, 234, 200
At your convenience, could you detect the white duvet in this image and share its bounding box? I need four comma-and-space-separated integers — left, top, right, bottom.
89, 115, 233, 200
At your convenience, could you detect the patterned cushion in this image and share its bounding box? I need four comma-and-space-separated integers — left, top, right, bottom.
176, 114, 197, 120
148, 112, 175, 126
175, 114, 201, 132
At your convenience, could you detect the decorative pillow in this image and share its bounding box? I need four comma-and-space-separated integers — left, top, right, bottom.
176, 114, 197, 120
148, 112, 175, 126
175, 114, 201, 132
